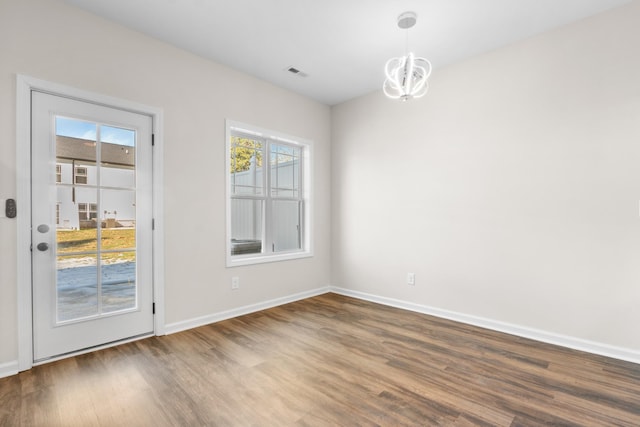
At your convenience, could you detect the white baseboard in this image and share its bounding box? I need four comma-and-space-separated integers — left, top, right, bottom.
0, 360, 19, 379
330, 287, 640, 365
6, 286, 635, 378
165, 286, 331, 335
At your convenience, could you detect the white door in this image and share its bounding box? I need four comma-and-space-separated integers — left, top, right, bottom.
31, 91, 154, 362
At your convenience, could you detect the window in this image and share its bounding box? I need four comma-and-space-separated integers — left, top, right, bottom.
55, 164, 62, 183
226, 120, 312, 266
78, 202, 97, 221
75, 166, 88, 185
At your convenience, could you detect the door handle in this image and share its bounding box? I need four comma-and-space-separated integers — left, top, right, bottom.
36, 242, 49, 252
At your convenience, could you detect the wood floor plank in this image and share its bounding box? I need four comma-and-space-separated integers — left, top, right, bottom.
1, 293, 639, 426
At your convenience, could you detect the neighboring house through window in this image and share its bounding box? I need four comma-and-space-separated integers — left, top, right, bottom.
226, 120, 312, 266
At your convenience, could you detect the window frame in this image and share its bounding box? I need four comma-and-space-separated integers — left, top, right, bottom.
74, 166, 88, 185
226, 120, 313, 267
78, 202, 98, 221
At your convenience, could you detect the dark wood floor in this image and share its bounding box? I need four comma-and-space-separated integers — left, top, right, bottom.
1, 293, 639, 426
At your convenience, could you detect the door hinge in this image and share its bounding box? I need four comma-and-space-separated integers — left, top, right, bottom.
152, 218, 155, 230
152, 302, 156, 314
152, 134, 155, 146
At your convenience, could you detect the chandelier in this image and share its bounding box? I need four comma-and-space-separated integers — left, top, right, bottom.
383, 11, 432, 101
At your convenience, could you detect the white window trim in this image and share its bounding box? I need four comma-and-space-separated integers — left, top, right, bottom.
226, 120, 313, 267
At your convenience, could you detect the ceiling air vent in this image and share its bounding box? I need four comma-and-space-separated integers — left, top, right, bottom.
285, 66, 308, 78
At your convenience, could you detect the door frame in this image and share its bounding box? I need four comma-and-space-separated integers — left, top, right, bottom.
16, 74, 165, 371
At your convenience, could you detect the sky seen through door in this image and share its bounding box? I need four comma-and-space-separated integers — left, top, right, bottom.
56, 116, 135, 146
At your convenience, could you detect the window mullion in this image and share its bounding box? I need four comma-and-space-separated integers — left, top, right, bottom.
264, 138, 272, 254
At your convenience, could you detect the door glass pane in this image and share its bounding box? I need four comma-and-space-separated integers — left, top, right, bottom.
230, 199, 263, 255
101, 226, 136, 253
100, 125, 135, 189
101, 253, 136, 313
57, 227, 98, 255
100, 189, 136, 243
54, 116, 139, 323
272, 200, 301, 252
57, 254, 98, 322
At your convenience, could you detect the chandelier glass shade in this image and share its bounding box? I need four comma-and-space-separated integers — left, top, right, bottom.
383, 11, 432, 101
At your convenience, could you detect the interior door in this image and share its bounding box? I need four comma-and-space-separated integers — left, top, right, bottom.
31, 91, 154, 362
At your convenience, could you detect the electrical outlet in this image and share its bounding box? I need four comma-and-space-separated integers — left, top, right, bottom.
407, 273, 415, 286
231, 276, 240, 290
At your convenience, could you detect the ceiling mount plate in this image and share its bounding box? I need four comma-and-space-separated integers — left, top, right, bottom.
397, 11, 417, 29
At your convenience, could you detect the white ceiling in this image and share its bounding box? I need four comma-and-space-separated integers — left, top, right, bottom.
61, 0, 631, 105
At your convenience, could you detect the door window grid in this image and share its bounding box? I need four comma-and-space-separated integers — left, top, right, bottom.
55, 118, 139, 322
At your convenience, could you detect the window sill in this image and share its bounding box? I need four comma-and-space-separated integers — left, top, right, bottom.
226, 250, 313, 268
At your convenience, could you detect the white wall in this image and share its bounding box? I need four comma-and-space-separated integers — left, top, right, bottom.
0, 0, 331, 368
331, 2, 640, 352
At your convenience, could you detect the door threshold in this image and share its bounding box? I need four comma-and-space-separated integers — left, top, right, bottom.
32, 332, 154, 366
